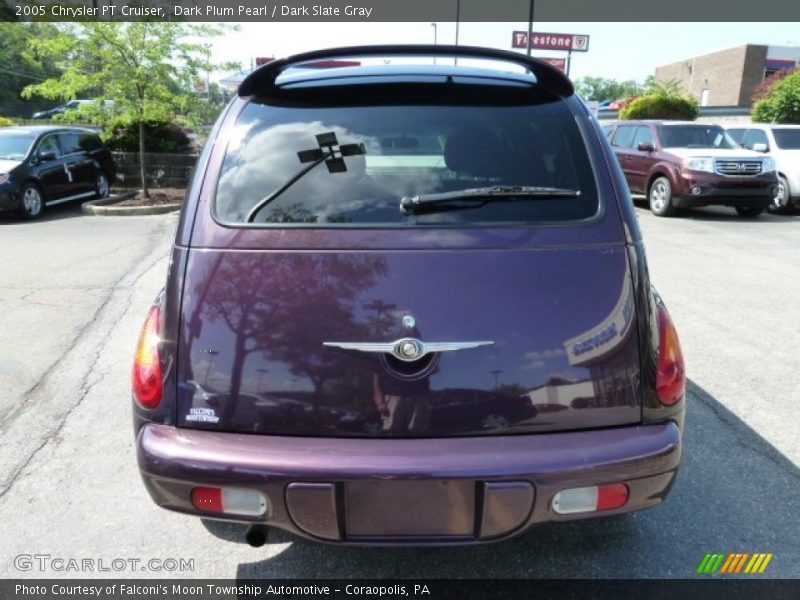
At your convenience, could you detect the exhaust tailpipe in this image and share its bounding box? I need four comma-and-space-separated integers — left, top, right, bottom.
245, 525, 269, 547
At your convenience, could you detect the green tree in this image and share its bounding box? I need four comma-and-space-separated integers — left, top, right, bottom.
752, 70, 800, 124
0, 23, 61, 106
23, 22, 237, 198
0, 2, 17, 22
643, 79, 685, 99
574, 76, 640, 101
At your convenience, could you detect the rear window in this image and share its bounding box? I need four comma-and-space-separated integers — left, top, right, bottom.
214, 94, 599, 226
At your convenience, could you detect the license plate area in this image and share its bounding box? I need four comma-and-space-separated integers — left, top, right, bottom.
344, 480, 475, 538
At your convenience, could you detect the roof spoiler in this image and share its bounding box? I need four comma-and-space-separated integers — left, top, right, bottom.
238, 44, 574, 98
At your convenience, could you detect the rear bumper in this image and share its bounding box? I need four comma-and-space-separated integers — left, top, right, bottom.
137, 421, 682, 545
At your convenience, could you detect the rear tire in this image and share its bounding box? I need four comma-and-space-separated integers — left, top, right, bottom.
19, 184, 44, 220
735, 205, 765, 218
648, 176, 675, 217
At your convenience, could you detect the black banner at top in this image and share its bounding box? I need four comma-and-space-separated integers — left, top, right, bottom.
3, 0, 800, 22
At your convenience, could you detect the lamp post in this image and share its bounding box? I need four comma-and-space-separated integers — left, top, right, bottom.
202, 349, 219, 387
490, 369, 503, 389
526, 0, 535, 57
454, 0, 460, 65
204, 43, 212, 102
363, 299, 397, 334
431, 22, 438, 65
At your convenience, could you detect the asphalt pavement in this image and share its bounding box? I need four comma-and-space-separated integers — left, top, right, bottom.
0, 202, 798, 579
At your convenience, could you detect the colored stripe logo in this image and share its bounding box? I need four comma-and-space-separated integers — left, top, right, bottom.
697, 553, 773, 574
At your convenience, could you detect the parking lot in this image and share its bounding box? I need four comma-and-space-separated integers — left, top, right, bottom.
0, 203, 798, 579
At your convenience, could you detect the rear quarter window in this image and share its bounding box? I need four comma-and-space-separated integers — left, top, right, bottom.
79, 134, 103, 152
60, 133, 85, 154
213, 92, 600, 227
772, 128, 800, 150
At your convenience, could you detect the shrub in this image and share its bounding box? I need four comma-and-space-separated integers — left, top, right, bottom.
752, 68, 797, 104
0, 116, 14, 127
752, 70, 800, 124
102, 117, 191, 153
620, 94, 698, 121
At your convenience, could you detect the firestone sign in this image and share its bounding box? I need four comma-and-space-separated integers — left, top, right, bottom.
538, 57, 567, 72
512, 31, 590, 52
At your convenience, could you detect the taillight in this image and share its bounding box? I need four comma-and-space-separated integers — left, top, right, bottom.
132, 304, 163, 409
191, 487, 223, 513
191, 486, 269, 517
656, 303, 685, 406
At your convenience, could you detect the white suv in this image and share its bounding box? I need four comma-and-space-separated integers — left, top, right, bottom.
727, 125, 800, 212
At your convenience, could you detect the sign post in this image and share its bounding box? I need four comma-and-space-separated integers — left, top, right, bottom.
526, 0, 534, 57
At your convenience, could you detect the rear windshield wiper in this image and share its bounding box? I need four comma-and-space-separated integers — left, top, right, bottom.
246, 131, 365, 223
400, 185, 581, 214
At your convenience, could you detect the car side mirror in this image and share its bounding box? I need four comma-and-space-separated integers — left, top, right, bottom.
637, 141, 654, 152
751, 142, 768, 153
38, 150, 57, 162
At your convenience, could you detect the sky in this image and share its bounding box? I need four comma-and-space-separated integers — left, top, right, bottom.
208, 22, 800, 83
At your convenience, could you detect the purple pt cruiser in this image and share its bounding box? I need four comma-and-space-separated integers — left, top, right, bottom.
132, 45, 686, 546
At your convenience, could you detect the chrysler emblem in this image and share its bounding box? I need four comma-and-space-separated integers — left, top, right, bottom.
323, 338, 494, 362
395, 338, 423, 361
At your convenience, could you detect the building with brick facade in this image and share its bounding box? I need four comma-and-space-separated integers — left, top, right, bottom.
655, 45, 800, 108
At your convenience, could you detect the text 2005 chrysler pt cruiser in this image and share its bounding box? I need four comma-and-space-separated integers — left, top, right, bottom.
132, 46, 685, 546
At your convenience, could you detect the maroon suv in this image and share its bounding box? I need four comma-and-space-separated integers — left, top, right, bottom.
604, 120, 778, 217
132, 46, 685, 546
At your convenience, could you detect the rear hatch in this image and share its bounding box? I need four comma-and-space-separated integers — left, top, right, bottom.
175, 76, 641, 437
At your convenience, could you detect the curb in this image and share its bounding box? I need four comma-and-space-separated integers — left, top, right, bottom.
81, 191, 182, 216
